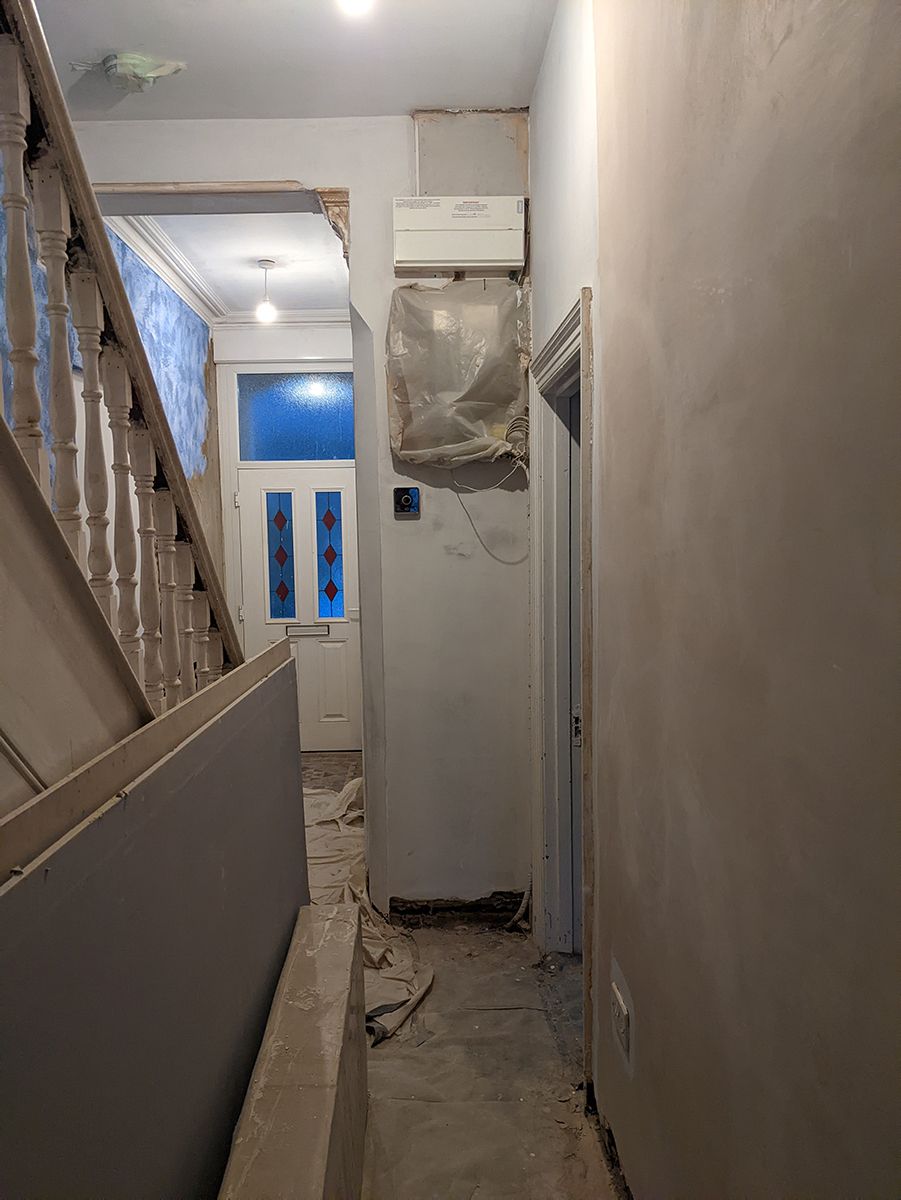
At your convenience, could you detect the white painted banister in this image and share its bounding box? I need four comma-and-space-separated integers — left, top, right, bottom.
0, 35, 47, 492
154, 489, 181, 711
175, 543, 197, 698
33, 158, 84, 563
193, 590, 211, 690
207, 631, 224, 684
101, 347, 140, 677
130, 424, 164, 715
69, 267, 113, 623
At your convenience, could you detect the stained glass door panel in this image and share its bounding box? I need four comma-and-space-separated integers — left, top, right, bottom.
236, 464, 361, 751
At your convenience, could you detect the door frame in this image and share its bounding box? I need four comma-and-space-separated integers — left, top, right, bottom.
216, 359, 355, 644
530, 289, 595, 1082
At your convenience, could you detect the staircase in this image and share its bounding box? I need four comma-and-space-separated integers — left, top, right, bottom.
0, 5, 366, 1198
0, 0, 241, 812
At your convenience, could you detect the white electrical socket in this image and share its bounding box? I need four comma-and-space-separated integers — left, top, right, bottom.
611, 979, 631, 1060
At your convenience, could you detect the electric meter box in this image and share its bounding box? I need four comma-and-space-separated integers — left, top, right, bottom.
393, 196, 525, 272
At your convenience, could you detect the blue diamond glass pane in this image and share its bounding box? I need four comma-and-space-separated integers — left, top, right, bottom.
315, 490, 345, 619
238, 373, 354, 461
265, 491, 296, 619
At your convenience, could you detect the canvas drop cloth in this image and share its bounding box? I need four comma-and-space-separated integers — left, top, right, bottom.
304, 778, 434, 1042
386, 278, 529, 467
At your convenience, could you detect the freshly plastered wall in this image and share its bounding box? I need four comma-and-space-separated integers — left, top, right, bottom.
590, 2, 901, 1197
75, 116, 531, 905
527, 0, 599, 950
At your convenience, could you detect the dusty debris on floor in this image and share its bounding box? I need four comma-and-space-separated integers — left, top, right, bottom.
301, 750, 362, 791
303, 776, 434, 1041
362, 922, 616, 1200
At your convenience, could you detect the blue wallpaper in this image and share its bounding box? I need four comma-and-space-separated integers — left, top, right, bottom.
0, 159, 81, 442
0, 164, 208, 485
105, 227, 211, 479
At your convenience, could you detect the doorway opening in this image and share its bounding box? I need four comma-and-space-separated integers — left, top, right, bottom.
562, 381, 583, 951
95, 182, 362, 753
531, 288, 595, 1081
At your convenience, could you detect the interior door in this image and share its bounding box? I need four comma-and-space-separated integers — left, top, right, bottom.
237, 464, 362, 751
567, 387, 583, 953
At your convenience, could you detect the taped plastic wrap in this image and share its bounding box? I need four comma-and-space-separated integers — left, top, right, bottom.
387, 278, 529, 467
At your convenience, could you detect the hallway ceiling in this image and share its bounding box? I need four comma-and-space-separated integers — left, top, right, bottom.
35, 0, 558, 121
108, 211, 349, 321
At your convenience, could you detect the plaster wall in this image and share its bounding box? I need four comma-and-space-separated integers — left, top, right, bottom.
75, 116, 531, 905
415, 110, 529, 197
589, 2, 901, 1196
528, 0, 599, 949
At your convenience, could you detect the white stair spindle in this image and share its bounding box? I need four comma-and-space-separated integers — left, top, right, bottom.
129, 424, 164, 715
174, 543, 197, 698
154, 489, 181, 710
207, 631, 224, 684
101, 347, 140, 676
70, 268, 113, 623
0, 37, 48, 492
34, 160, 84, 563
193, 590, 211, 690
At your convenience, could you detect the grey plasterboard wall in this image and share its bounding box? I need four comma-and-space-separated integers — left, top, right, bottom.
589, 1, 901, 1197
0, 659, 309, 1200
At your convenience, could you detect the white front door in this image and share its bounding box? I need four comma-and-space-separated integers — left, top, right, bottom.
237, 463, 362, 750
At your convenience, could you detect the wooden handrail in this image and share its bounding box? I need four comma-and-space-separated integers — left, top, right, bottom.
0, 0, 243, 669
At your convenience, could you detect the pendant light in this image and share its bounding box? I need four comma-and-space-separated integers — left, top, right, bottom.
255, 259, 278, 323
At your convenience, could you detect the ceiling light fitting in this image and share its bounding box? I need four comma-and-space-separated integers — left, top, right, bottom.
70, 52, 186, 94
256, 258, 278, 324
337, 0, 375, 17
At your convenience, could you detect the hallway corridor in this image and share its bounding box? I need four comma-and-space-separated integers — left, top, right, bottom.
361, 922, 616, 1200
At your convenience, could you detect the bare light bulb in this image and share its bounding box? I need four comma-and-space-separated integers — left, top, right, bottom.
337, 0, 374, 15
256, 258, 278, 323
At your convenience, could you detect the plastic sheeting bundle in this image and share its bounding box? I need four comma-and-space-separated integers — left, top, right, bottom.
386, 278, 529, 467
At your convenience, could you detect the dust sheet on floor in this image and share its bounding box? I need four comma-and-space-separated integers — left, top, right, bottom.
304, 778, 434, 1042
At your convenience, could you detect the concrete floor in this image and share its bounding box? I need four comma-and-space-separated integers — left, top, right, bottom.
362, 922, 616, 1200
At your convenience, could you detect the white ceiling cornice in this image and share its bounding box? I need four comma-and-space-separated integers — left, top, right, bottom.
104, 214, 230, 324
219, 308, 352, 327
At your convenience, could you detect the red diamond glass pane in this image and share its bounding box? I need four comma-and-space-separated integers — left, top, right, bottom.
274, 545, 288, 567
324, 579, 338, 602
323, 544, 337, 566
321, 508, 336, 531
272, 509, 287, 531
275, 580, 290, 603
